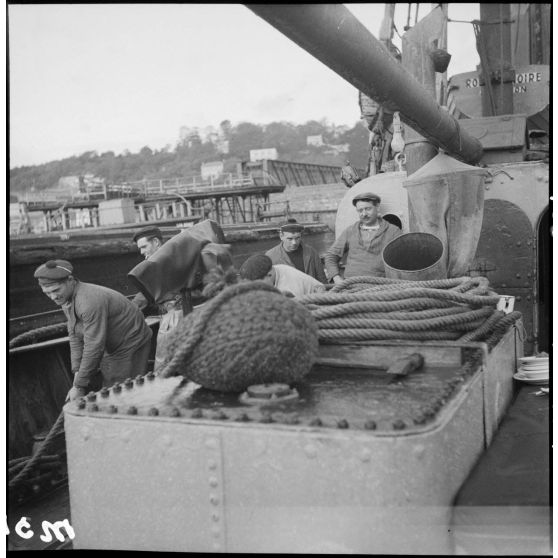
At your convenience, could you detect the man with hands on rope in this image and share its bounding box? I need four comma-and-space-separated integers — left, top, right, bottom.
34, 259, 152, 401
324, 192, 402, 283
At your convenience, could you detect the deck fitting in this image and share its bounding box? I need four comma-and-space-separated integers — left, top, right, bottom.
135, 375, 145, 385
86, 392, 96, 402
127, 406, 138, 415
89, 403, 99, 412
100, 387, 110, 398
235, 412, 251, 422
124, 378, 133, 389
147, 372, 155, 381
77, 399, 86, 409
309, 417, 323, 427
169, 407, 180, 417
108, 405, 118, 414
148, 407, 159, 416
113, 384, 122, 393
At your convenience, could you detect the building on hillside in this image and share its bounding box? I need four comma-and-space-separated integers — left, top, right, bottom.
306, 134, 324, 147
201, 161, 224, 180
250, 148, 278, 162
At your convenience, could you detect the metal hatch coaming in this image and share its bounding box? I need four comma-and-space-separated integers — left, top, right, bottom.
64, 328, 519, 553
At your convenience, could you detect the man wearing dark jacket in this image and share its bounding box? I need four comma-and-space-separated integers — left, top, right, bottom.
265, 220, 327, 283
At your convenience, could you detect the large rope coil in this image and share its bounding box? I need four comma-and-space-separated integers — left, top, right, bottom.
298, 275, 520, 345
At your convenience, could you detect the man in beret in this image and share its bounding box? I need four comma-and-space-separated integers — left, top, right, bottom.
34, 259, 152, 401
265, 219, 327, 283
324, 192, 402, 283
239, 254, 325, 298
132, 225, 164, 259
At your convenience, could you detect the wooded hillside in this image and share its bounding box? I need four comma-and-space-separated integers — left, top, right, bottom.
10, 119, 369, 194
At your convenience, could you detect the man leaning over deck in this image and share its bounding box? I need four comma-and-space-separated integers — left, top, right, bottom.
265, 219, 327, 283
324, 192, 402, 283
34, 259, 152, 401
239, 254, 325, 298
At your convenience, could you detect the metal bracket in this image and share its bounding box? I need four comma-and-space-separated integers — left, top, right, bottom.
497, 296, 515, 314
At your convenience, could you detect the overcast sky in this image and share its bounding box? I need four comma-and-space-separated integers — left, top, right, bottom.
8, 3, 480, 168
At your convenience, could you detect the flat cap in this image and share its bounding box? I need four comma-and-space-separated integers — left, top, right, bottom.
34, 259, 73, 284
280, 219, 304, 233
132, 226, 163, 243
352, 192, 381, 206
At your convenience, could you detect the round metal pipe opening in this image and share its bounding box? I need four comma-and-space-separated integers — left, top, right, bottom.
383, 232, 445, 280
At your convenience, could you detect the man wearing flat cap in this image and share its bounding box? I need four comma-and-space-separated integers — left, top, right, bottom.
324, 192, 402, 283
34, 259, 152, 401
265, 219, 327, 283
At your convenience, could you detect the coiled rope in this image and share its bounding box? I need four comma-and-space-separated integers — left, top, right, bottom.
9, 412, 65, 490
9, 322, 68, 349
298, 275, 520, 344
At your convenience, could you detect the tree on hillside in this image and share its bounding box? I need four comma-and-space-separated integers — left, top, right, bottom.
229, 122, 264, 159
263, 121, 305, 156
339, 122, 369, 170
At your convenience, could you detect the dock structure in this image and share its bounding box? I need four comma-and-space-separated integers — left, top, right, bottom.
14, 160, 350, 234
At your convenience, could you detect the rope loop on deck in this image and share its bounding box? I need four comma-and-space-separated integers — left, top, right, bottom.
299, 276, 517, 345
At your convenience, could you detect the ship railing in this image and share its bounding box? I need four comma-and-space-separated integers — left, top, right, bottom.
108, 173, 262, 198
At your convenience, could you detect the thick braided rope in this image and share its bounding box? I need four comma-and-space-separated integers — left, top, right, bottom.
302, 275, 511, 344
299, 287, 501, 307
330, 275, 487, 293
319, 328, 462, 341
310, 298, 456, 319
315, 306, 494, 331
459, 309, 506, 341
9, 322, 68, 349
485, 311, 523, 349
159, 281, 279, 379
9, 411, 65, 489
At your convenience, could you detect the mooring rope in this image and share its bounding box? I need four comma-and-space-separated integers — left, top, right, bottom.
299, 276, 519, 344
9, 411, 65, 490
9, 322, 68, 349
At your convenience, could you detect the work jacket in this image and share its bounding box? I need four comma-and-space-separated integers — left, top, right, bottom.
63, 281, 152, 388
266, 243, 327, 283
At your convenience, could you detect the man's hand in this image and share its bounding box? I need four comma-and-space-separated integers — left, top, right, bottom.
66, 386, 87, 402
332, 275, 344, 285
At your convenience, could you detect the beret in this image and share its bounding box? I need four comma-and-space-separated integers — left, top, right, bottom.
132, 226, 163, 243
352, 192, 381, 206
34, 259, 73, 283
239, 254, 273, 280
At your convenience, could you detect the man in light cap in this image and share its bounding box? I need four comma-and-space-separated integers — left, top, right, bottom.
324, 192, 402, 283
34, 259, 152, 401
265, 219, 327, 283
239, 254, 325, 298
